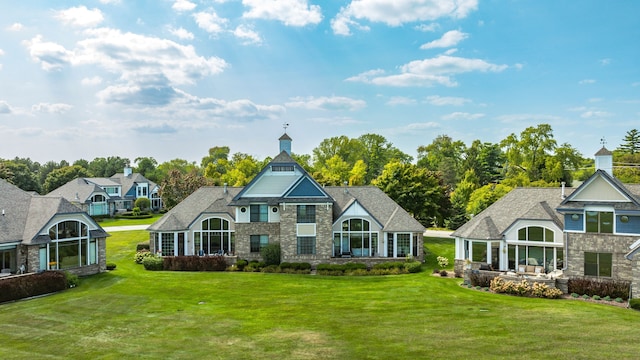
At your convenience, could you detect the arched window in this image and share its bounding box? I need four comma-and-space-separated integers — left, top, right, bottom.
194, 217, 235, 255
333, 218, 378, 257
43, 220, 96, 270
508, 226, 562, 272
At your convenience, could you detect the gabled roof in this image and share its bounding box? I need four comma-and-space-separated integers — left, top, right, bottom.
110, 172, 158, 198
148, 186, 242, 231
559, 169, 640, 210
0, 179, 108, 245
230, 150, 332, 205
452, 187, 569, 240
46, 178, 108, 203
325, 186, 425, 232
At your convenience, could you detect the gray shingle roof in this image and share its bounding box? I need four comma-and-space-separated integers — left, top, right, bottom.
1, 179, 108, 245
325, 186, 425, 232
452, 187, 571, 240
45, 178, 107, 203
148, 186, 242, 231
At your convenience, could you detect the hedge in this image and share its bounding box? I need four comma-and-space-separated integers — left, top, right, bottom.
0, 271, 68, 303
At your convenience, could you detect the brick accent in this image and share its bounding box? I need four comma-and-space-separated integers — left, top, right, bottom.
565, 232, 636, 281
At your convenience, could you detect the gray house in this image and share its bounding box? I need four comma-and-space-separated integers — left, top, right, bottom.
49, 166, 162, 216
453, 147, 640, 298
147, 133, 425, 266
0, 179, 109, 276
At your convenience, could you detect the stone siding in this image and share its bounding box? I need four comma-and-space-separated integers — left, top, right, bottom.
279, 203, 333, 263
632, 258, 640, 299
235, 221, 281, 261
22, 238, 107, 276
565, 232, 636, 281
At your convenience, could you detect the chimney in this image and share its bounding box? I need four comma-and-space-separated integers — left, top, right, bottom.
223, 183, 228, 194
279, 133, 292, 155
594, 146, 613, 176
343, 181, 349, 194
561, 182, 566, 199
124, 164, 133, 177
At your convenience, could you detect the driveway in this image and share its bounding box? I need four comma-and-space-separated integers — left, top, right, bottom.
102, 224, 149, 232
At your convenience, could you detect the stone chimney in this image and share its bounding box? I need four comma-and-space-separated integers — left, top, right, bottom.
594, 147, 613, 176
279, 133, 292, 155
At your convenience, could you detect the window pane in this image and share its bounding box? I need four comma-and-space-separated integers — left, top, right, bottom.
528, 246, 543, 266
545, 228, 554, 242
599, 253, 612, 277
518, 228, 526, 240
584, 252, 598, 276
586, 211, 599, 233
297, 237, 316, 254
556, 248, 564, 270
528, 227, 543, 241
297, 205, 316, 223
472, 242, 486, 262
600, 212, 613, 234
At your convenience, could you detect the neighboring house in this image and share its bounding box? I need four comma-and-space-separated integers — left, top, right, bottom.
147, 133, 425, 266
0, 178, 109, 276
48, 166, 162, 216
452, 147, 640, 298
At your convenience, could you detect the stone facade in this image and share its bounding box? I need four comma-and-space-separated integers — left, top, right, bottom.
565, 232, 636, 281
22, 238, 107, 276
235, 221, 281, 261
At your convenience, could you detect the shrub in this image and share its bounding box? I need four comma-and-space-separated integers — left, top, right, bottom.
373, 262, 404, 270
404, 261, 422, 273
440, 270, 448, 277
142, 256, 164, 271
603, 296, 611, 301
65, 272, 79, 288
436, 256, 449, 268
136, 242, 150, 251
260, 242, 281, 266
134, 197, 151, 211
106, 263, 117, 271
235, 259, 248, 271
629, 299, 640, 310
0, 271, 67, 303
135, 250, 153, 264
469, 271, 498, 288
261, 265, 280, 273
582, 294, 590, 299
162, 255, 228, 271
592, 295, 601, 301
571, 293, 579, 298
568, 277, 631, 300
615, 297, 624, 303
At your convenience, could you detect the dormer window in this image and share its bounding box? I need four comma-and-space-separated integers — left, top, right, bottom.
272, 165, 294, 172
586, 211, 613, 233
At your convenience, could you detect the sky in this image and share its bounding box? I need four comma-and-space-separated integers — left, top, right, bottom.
1, 0, 639, 166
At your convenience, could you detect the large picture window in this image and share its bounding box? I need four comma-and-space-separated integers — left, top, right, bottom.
194, 217, 234, 255
584, 252, 612, 277
334, 218, 378, 257
45, 220, 96, 270
517, 226, 554, 242
586, 211, 613, 233
297, 237, 316, 254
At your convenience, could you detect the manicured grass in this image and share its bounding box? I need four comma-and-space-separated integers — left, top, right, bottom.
97, 213, 163, 227
1, 231, 640, 359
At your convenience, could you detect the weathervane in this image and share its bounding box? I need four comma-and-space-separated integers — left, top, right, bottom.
283, 122, 290, 133
600, 137, 607, 146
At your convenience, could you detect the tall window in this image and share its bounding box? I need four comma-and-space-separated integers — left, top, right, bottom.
45, 220, 96, 270
195, 217, 234, 255
250, 205, 268, 222
297, 237, 316, 254
584, 252, 612, 277
586, 211, 613, 233
250, 235, 269, 253
161, 233, 174, 256
297, 205, 316, 223
336, 218, 377, 257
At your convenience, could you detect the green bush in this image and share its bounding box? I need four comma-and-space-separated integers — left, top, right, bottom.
134, 197, 151, 211
235, 259, 248, 271
629, 298, 640, 310
142, 256, 164, 271
106, 263, 117, 271
135, 250, 153, 264
404, 261, 422, 273
65, 272, 79, 288
136, 242, 150, 252
260, 242, 281, 266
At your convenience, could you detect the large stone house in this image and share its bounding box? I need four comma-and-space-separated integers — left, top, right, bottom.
0, 179, 109, 277
48, 166, 162, 216
452, 147, 640, 298
147, 133, 425, 266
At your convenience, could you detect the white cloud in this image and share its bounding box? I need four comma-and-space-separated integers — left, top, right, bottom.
285, 96, 366, 111
23, 35, 72, 71
442, 111, 484, 120
420, 30, 468, 49
173, 0, 197, 12
54, 6, 104, 28
99, 0, 122, 4
242, 0, 323, 26
599, 58, 611, 66
496, 113, 563, 123
579, 79, 596, 85
169, 27, 195, 40
0, 101, 13, 114
31, 102, 73, 114
581, 110, 612, 118
0, 49, 4, 56
426, 95, 471, 106
194, 10, 229, 35
7, 23, 24, 31
415, 23, 440, 32
347, 55, 507, 87
233, 25, 262, 45
81, 76, 103, 86
332, 0, 478, 35
387, 96, 417, 106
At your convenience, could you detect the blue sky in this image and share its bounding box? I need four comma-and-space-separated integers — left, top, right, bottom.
1, 0, 639, 165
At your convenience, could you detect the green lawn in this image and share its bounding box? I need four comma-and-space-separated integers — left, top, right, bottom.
1, 231, 639, 359
96, 214, 163, 227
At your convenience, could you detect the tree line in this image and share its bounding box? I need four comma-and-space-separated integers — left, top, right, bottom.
1, 125, 639, 229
